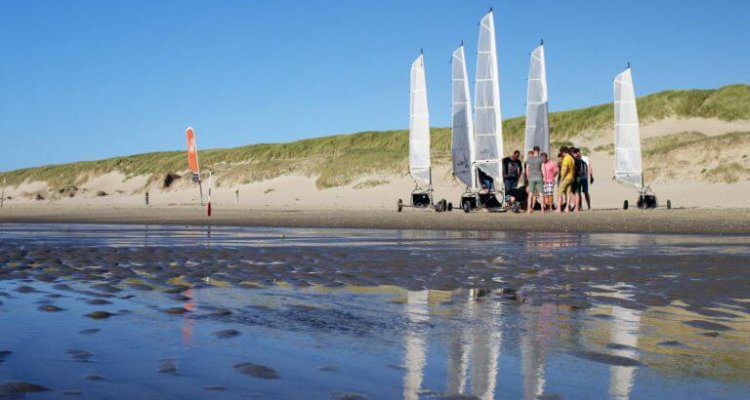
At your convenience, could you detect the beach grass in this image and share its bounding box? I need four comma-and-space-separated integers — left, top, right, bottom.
1, 84, 748, 190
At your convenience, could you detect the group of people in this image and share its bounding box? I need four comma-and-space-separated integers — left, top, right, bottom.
497, 146, 593, 214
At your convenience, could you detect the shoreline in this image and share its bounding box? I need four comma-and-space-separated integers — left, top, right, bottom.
2, 205, 750, 234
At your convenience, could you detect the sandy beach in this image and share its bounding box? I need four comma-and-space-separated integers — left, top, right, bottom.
2, 204, 750, 234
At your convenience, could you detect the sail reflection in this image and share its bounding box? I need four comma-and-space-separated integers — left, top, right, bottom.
402, 290, 429, 400
609, 305, 642, 400
403, 289, 503, 400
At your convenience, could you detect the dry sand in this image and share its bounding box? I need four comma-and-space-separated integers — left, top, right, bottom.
2, 204, 750, 234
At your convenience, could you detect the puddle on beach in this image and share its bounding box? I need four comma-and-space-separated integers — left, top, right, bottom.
0, 224, 748, 399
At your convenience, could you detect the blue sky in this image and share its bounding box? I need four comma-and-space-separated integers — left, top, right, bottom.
1, 0, 748, 171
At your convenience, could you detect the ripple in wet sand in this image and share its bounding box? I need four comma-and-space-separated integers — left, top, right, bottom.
683, 319, 732, 331
234, 362, 279, 379
571, 350, 641, 367
38, 304, 65, 312
213, 329, 241, 339
86, 311, 114, 320
158, 359, 178, 374
164, 307, 190, 315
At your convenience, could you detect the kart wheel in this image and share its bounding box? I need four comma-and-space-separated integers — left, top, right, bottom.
447, 202, 453, 212
462, 201, 471, 213
397, 199, 403, 212
441, 199, 448, 212
667, 200, 672, 210
623, 200, 629, 210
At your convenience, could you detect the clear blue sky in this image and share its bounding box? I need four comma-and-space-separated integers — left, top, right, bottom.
1, 0, 748, 171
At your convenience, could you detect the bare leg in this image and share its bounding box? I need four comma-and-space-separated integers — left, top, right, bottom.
540, 193, 545, 214
585, 192, 591, 210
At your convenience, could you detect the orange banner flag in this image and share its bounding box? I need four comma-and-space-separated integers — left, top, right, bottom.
186, 127, 200, 182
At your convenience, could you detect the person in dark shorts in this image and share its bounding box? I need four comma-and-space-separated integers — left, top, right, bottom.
502, 150, 523, 193
580, 152, 593, 209
571, 148, 588, 212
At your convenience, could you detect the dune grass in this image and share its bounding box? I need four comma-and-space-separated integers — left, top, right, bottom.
1, 84, 748, 190
641, 131, 750, 183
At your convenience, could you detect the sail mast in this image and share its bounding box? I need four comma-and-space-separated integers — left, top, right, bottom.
524, 42, 550, 154
473, 9, 504, 182
451, 44, 477, 190
613, 66, 644, 189
409, 52, 432, 186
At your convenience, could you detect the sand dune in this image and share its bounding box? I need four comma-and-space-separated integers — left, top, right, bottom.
2, 116, 748, 212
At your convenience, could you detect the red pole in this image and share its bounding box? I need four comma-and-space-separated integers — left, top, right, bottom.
207, 202, 212, 217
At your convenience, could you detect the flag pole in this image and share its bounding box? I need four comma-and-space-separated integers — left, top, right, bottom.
1, 177, 6, 209
198, 177, 204, 206
206, 170, 212, 217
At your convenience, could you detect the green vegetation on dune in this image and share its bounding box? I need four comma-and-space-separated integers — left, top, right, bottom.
642, 131, 750, 183
1, 84, 748, 190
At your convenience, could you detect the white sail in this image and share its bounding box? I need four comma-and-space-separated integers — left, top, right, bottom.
524, 44, 550, 155
409, 53, 431, 186
474, 10, 504, 181
613, 68, 643, 189
451, 45, 476, 189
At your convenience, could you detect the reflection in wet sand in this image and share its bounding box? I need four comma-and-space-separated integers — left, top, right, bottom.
609, 305, 641, 400
520, 302, 551, 400
440, 289, 503, 399
0, 224, 748, 399
469, 290, 502, 400
402, 290, 428, 400
446, 290, 472, 395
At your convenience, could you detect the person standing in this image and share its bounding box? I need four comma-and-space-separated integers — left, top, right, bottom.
525, 147, 544, 214
502, 150, 523, 193
579, 151, 594, 210
571, 148, 585, 212
557, 147, 575, 213
541, 152, 558, 210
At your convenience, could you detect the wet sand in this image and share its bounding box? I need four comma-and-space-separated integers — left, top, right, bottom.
1, 224, 748, 399
2, 205, 750, 233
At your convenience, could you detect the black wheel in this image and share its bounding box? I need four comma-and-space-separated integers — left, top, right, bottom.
397, 199, 403, 212
623, 200, 629, 210
667, 200, 672, 210
447, 202, 453, 212
462, 201, 471, 213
